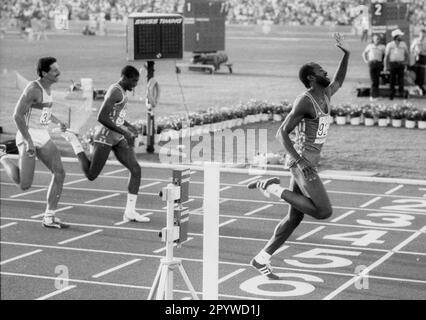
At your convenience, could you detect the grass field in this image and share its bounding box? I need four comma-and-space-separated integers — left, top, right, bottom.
0, 24, 425, 179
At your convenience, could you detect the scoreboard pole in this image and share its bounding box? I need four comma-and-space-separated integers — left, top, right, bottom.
146, 61, 155, 153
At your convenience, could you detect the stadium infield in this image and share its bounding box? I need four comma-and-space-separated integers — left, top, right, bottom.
1, 24, 425, 180
1, 160, 425, 300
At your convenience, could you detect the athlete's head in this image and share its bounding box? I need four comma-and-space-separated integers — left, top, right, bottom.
299, 62, 331, 89
37, 57, 60, 83
121, 65, 140, 91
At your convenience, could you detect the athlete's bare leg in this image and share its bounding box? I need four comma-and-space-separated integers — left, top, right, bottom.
282, 165, 332, 220
0, 143, 36, 189
35, 140, 66, 212
263, 180, 305, 255
112, 140, 141, 194
112, 139, 149, 223
250, 169, 332, 220
76, 142, 111, 181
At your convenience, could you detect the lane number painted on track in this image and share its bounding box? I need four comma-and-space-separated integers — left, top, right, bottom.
380, 199, 426, 213
323, 230, 387, 246
240, 273, 323, 297
356, 213, 415, 228
284, 248, 362, 269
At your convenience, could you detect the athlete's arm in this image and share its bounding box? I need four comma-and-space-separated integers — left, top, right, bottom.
327, 33, 350, 97
123, 121, 138, 135
13, 85, 38, 154
50, 114, 68, 131
97, 88, 134, 140
277, 96, 317, 180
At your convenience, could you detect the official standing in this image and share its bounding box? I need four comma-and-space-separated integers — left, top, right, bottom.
362, 34, 386, 101
410, 28, 426, 95
384, 29, 409, 100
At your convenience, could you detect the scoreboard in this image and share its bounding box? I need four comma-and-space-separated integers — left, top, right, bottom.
127, 13, 183, 61
183, 0, 227, 53
370, 0, 410, 45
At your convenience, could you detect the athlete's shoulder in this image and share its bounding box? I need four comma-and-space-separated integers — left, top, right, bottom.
293, 93, 313, 116
22, 80, 42, 100
106, 83, 124, 102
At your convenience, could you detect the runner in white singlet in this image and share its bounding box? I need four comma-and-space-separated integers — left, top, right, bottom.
0, 57, 69, 228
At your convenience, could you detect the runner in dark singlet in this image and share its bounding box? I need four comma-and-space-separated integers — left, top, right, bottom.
63, 65, 149, 223
248, 33, 350, 279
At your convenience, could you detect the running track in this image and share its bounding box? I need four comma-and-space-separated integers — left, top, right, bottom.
1, 160, 426, 300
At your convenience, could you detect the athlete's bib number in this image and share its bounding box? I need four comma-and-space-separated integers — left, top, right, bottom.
314, 116, 330, 144
39, 107, 52, 125
116, 109, 126, 126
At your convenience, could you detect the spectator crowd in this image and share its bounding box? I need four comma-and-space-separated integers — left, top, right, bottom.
0, 0, 425, 32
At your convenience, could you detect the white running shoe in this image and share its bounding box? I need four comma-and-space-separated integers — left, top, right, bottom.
42, 216, 70, 229
123, 211, 150, 223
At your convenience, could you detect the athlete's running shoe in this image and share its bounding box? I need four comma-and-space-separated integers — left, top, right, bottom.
123, 211, 150, 223
250, 258, 279, 280
42, 216, 70, 229
247, 177, 280, 190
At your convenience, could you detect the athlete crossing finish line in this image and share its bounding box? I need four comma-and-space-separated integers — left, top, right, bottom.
248, 33, 350, 279
63, 66, 149, 223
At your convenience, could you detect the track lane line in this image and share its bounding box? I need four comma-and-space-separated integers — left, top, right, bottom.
331, 210, 356, 223
244, 204, 273, 216
31, 206, 74, 219
385, 185, 404, 195
85, 193, 120, 204
35, 285, 77, 300
218, 268, 246, 284
219, 219, 237, 228
296, 226, 325, 241
1, 216, 422, 246
360, 197, 382, 208
1, 246, 425, 286
0, 249, 42, 266
323, 225, 426, 300
58, 229, 103, 245
0, 222, 17, 229
92, 259, 141, 279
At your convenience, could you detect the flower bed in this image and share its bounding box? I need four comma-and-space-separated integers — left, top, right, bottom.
81, 100, 426, 147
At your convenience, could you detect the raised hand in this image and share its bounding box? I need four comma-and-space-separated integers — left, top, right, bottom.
333, 32, 350, 54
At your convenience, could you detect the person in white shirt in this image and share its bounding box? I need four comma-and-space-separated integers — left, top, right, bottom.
410, 28, 426, 95
362, 34, 386, 100
384, 29, 409, 100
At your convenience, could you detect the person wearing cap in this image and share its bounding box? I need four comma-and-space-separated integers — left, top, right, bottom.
363, 34, 386, 100
410, 28, 426, 95
384, 29, 409, 100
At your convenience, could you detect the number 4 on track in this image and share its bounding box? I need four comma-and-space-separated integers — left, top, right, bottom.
323, 230, 387, 246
